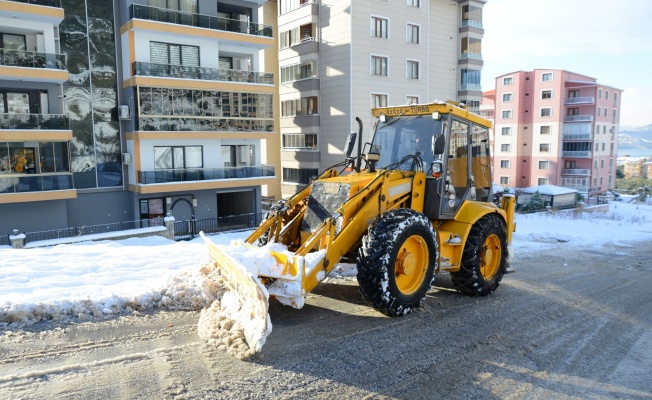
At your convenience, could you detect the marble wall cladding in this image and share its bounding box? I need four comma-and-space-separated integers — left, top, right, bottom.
61, 0, 121, 189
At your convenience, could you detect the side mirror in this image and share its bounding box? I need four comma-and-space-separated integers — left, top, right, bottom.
344, 132, 356, 158
433, 134, 446, 155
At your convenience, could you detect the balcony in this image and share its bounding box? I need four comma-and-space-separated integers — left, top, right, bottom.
0, 49, 66, 70
137, 116, 273, 133
562, 151, 592, 158
132, 62, 273, 84
561, 169, 590, 176
0, 174, 73, 194
565, 96, 595, 105
565, 115, 594, 123
130, 4, 273, 38
3, 0, 62, 6
0, 113, 69, 130
138, 165, 275, 184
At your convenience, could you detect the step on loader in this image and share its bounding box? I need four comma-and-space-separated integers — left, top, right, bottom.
202, 101, 516, 352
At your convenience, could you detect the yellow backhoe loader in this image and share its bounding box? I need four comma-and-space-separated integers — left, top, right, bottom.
202, 101, 516, 351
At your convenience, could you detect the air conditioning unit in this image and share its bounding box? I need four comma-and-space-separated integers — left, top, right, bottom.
122, 152, 132, 165
118, 105, 131, 120
609, 127, 615, 133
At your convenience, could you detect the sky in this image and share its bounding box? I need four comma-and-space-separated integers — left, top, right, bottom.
481, 0, 652, 128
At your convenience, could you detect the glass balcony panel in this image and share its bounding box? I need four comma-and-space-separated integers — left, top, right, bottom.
138, 165, 275, 184
130, 4, 272, 38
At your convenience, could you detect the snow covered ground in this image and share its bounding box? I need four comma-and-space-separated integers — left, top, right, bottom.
1, 201, 651, 327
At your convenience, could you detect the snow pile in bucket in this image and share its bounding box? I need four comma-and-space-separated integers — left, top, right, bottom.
197, 237, 286, 359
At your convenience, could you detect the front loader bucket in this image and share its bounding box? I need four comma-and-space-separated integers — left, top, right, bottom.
200, 232, 272, 352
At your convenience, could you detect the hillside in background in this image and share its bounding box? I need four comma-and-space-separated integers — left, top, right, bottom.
618, 125, 652, 157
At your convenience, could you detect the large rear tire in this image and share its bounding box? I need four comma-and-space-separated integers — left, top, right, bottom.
357, 209, 438, 316
451, 213, 508, 296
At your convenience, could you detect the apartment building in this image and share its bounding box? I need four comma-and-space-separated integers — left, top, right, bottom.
490, 69, 622, 197
0, 0, 281, 233
277, 0, 486, 197
621, 157, 650, 179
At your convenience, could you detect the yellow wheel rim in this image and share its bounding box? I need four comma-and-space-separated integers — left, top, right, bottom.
480, 233, 502, 281
394, 234, 429, 295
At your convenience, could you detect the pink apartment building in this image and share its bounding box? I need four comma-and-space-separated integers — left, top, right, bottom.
488, 69, 622, 197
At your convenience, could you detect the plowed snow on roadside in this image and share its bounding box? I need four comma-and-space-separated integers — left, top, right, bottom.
1, 201, 651, 355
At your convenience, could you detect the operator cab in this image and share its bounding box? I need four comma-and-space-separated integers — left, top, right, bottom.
369, 102, 493, 219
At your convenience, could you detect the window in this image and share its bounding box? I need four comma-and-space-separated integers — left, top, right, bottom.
541, 90, 552, 99
602, 143, 605, 151
406, 60, 419, 79
281, 96, 318, 117
597, 106, 601, 116
406, 0, 420, 7
539, 161, 549, 169
542, 72, 553, 81
604, 108, 608, 117
371, 56, 388, 76
460, 69, 481, 90
148, 0, 198, 13
568, 108, 579, 116
605, 90, 609, 100
502, 110, 512, 119
539, 143, 550, 152
500, 176, 510, 185
501, 127, 511, 136
462, 4, 483, 28
568, 90, 580, 98
281, 60, 317, 83
500, 144, 511, 152
600, 160, 604, 168
598, 89, 603, 98
154, 146, 203, 169
371, 16, 388, 38
407, 23, 419, 44
502, 93, 513, 102
283, 167, 319, 184
603, 126, 606, 134
503, 77, 513, 85
150, 42, 199, 66
371, 93, 388, 108
538, 177, 549, 185
540, 108, 551, 117
565, 160, 576, 169
500, 160, 510, 168
282, 133, 318, 150
613, 92, 618, 106
540, 126, 551, 135
406, 96, 419, 105
461, 37, 482, 58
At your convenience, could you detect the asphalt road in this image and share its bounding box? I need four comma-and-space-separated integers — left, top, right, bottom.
1, 242, 651, 399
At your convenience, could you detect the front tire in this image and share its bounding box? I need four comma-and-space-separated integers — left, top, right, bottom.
357, 209, 438, 316
451, 213, 508, 295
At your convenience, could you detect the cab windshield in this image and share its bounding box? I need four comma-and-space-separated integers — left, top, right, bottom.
370, 115, 444, 170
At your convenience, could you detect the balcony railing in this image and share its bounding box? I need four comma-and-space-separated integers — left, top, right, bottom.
565, 96, 595, 105
461, 20, 483, 29
565, 115, 594, 122
460, 84, 482, 92
3, 0, 62, 7
137, 116, 273, 132
561, 169, 590, 176
460, 52, 482, 61
0, 113, 70, 130
0, 174, 73, 194
562, 151, 592, 158
130, 4, 273, 37
562, 133, 592, 141
133, 62, 273, 84
138, 165, 275, 184
0, 49, 66, 70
